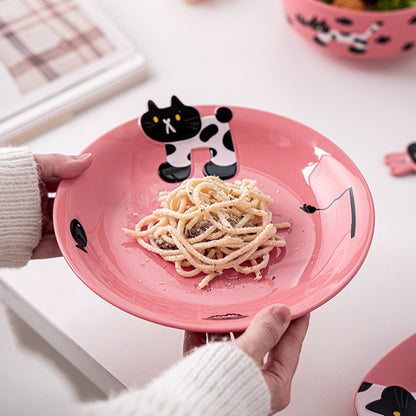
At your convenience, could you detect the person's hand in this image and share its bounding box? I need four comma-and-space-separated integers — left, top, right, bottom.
32, 153, 92, 259
183, 305, 309, 414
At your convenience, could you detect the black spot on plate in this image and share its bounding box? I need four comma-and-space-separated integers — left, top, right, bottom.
335, 17, 353, 25
402, 42, 414, 51
375, 36, 391, 44
70, 219, 87, 253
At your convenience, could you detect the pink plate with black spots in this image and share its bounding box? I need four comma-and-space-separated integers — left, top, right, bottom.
354, 333, 416, 416
54, 100, 375, 332
283, 0, 416, 59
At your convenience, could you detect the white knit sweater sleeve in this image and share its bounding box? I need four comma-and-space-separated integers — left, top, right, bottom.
0, 147, 42, 268
78, 342, 271, 416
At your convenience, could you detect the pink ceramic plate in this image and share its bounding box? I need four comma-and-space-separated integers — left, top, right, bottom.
355, 333, 416, 415
54, 104, 375, 332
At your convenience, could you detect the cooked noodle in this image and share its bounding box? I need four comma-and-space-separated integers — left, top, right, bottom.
123, 176, 289, 288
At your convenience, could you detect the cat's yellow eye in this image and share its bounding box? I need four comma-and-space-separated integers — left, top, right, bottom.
175, 114, 181, 121
393, 412, 401, 416
153, 116, 159, 123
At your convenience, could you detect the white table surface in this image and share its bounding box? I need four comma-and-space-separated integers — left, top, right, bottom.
1, 0, 416, 415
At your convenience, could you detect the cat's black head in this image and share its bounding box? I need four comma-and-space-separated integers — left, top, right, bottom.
140, 96, 202, 143
366, 386, 416, 416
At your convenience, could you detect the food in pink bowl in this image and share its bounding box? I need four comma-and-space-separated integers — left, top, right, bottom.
282, 0, 416, 59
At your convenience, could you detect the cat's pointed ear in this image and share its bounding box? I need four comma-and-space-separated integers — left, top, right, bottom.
148, 100, 158, 111
171, 95, 184, 107
365, 399, 385, 415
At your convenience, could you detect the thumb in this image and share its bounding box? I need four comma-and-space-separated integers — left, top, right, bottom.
233, 304, 291, 365
35, 153, 92, 180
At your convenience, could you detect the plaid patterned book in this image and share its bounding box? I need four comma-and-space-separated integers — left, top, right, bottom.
0, 0, 147, 144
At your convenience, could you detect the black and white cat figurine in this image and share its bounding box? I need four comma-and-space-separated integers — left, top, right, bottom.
140, 96, 237, 183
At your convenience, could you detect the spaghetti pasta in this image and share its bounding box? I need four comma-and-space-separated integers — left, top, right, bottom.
123, 176, 290, 288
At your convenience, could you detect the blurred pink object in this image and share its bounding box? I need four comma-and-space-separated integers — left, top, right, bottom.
354, 333, 416, 416
384, 142, 416, 176
282, 0, 416, 59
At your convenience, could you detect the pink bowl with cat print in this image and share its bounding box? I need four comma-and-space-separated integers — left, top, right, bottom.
282, 0, 416, 59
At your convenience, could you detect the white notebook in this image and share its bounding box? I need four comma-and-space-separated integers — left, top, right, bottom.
0, 0, 147, 145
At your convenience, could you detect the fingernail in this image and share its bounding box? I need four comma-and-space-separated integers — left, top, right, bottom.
75, 153, 92, 160
272, 304, 291, 325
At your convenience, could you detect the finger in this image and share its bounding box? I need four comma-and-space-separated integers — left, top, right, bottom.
262, 314, 310, 413
266, 313, 310, 378
183, 331, 207, 355
31, 234, 62, 259
233, 304, 291, 365
35, 153, 92, 181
